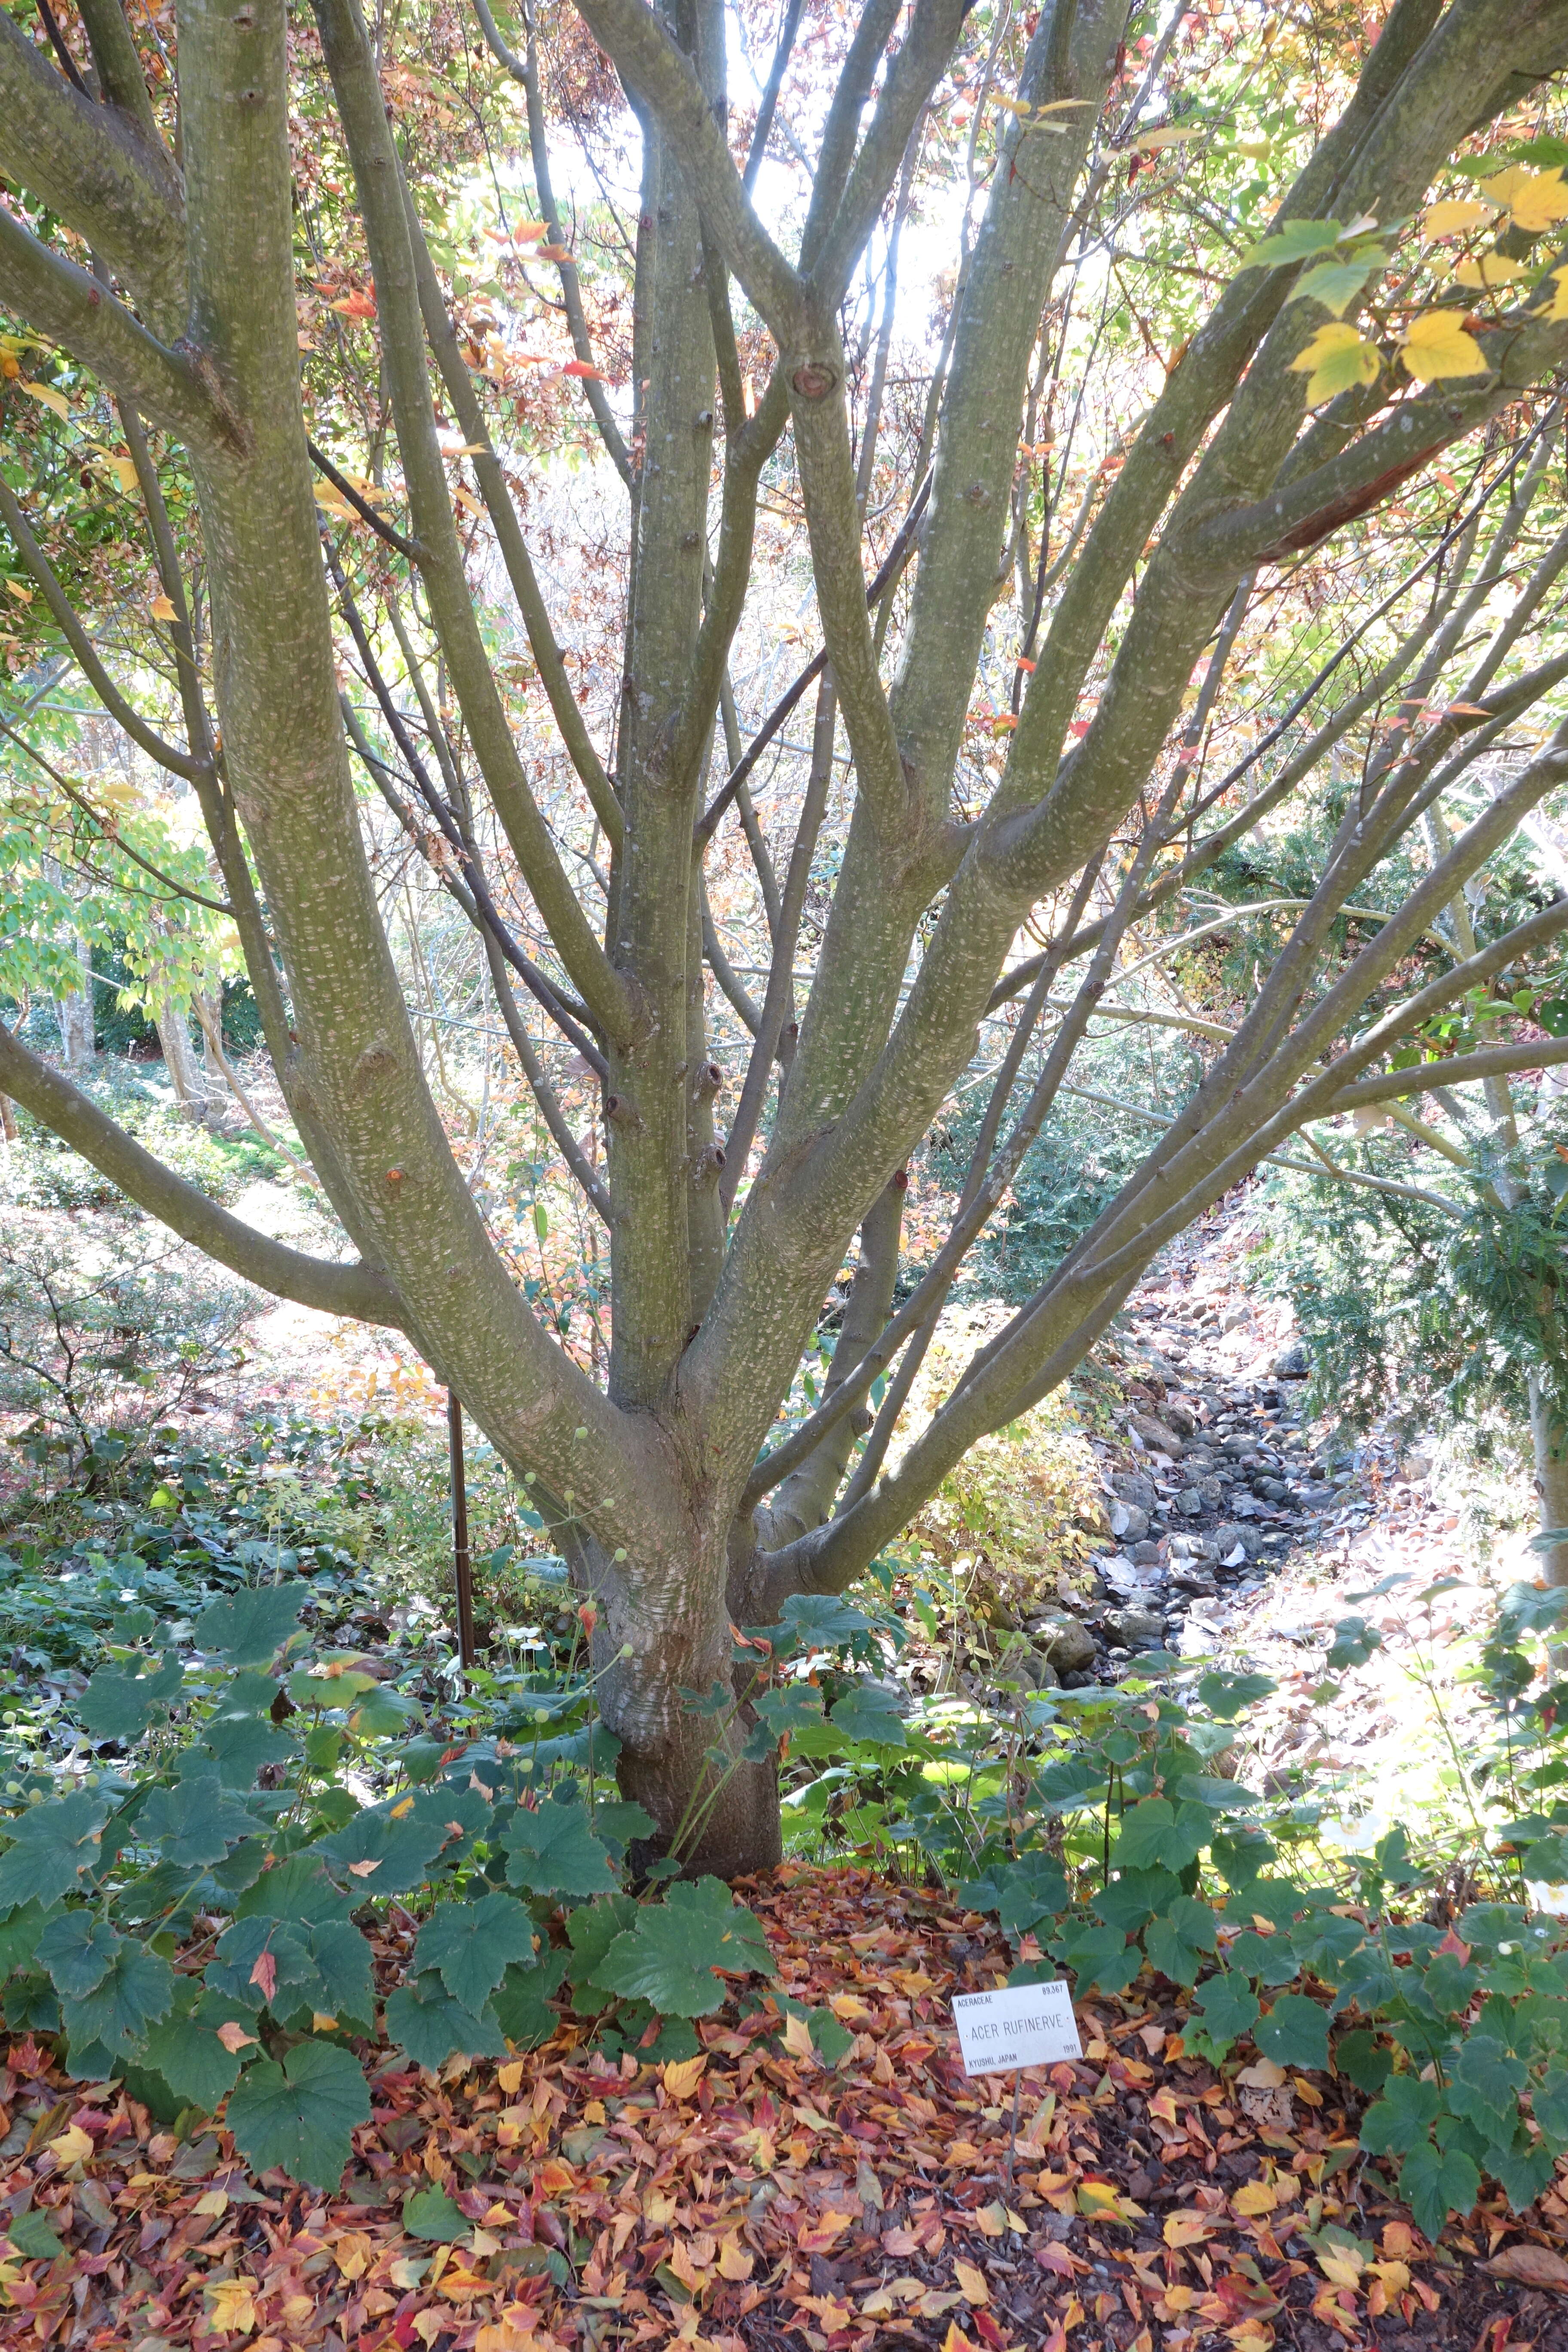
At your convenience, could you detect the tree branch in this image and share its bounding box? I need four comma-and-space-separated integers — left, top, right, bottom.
0, 1023, 406, 1327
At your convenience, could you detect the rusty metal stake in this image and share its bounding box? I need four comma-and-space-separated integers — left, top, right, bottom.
448, 1390, 476, 1674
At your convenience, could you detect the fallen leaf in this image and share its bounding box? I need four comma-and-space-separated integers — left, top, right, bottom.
193, 2189, 230, 2217
1164, 2210, 1215, 2248
250, 1949, 278, 2003
782, 2012, 817, 2063
390, 1795, 416, 1818
348, 1858, 381, 1878
1488, 2243, 1568, 2289
954, 2257, 990, 2305
216, 2021, 258, 2053
1232, 2179, 1278, 2216
661, 2054, 706, 2100
48, 2121, 95, 2167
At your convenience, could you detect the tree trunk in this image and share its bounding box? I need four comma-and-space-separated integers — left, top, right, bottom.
155, 993, 205, 1119
196, 988, 225, 1126
0, 1091, 15, 1144
1529, 1374, 1568, 1591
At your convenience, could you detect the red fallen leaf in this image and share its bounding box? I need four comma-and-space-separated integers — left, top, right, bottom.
562, 360, 607, 380
974, 2312, 1011, 2349
1433, 1926, 1471, 1965
250, 1948, 278, 2003
1034, 2244, 1077, 2279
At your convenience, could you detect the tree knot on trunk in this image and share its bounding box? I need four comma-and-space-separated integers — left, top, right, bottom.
790, 361, 838, 401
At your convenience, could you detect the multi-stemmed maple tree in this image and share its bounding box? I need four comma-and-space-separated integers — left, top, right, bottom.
7, 0, 1568, 1870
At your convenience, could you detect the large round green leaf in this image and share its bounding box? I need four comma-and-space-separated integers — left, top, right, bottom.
224, 2038, 370, 2190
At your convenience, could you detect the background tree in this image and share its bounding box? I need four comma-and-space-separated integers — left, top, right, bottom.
8, 0, 1568, 1873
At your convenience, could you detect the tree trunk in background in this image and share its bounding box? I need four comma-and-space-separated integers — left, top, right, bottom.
196, 989, 224, 1127
0, 1092, 15, 1144
1529, 1375, 1568, 1590
58, 942, 95, 1072
154, 994, 205, 1118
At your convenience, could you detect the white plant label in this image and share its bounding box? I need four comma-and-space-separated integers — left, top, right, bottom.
951, 1981, 1084, 2077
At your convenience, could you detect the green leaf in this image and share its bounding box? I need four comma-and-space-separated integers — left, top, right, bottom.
987, 1854, 1071, 1942
137, 1776, 259, 1869
1452, 2033, 1527, 2129
319, 1802, 447, 1896
1483, 2125, 1556, 2213
1360, 2072, 1442, 2157
1239, 217, 1344, 268
1093, 1868, 1181, 1934
194, 1713, 295, 1790
384, 1970, 507, 2070
36, 1911, 125, 2000
1335, 2029, 1392, 2093
60, 1942, 174, 2053
1112, 1798, 1209, 1874
1253, 1994, 1329, 2071
225, 2038, 371, 2190
415, 1892, 537, 2014
1055, 1917, 1142, 1995
1191, 1971, 1260, 2051
490, 1950, 568, 2048
502, 1799, 619, 1899
5, 2210, 63, 2258
0, 1792, 110, 1910
403, 2186, 469, 2242
140, 1985, 259, 2109
234, 1851, 352, 1926
194, 1583, 309, 1669
1144, 1898, 1219, 1986
827, 1681, 908, 1750
1286, 251, 1387, 318
1532, 2067, 1568, 2148
597, 1877, 774, 2017
345, 1683, 423, 1740
79, 1650, 184, 1740
1398, 2139, 1480, 2239
1195, 1670, 1276, 1721
1324, 1616, 1381, 1672
565, 1892, 640, 2011
0, 1900, 56, 1981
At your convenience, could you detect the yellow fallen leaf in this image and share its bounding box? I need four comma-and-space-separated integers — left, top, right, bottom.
193, 2189, 230, 2216
1232, 2178, 1279, 2216
205, 2278, 259, 2335
19, 377, 70, 419
1424, 198, 1496, 237
497, 2061, 524, 2095
717, 2233, 753, 2282
1164, 2210, 1214, 2247
661, 2054, 706, 2100
330, 2230, 374, 2279
149, 592, 178, 622
1401, 309, 1488, 380
1289, 320, 1380, 404
48, 2122, 95, 2168
312, 2012, 340, 2032
953, 2257, 990, 2305
940, 2323, 979, 2352
783, 2012, 818, 2063
390, 1794, 416, 1819
1451, 252, 1526, 288
1318, 2248, 1364, 2288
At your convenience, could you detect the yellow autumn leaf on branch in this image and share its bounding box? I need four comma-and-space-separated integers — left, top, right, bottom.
1289, 321, 1380, 404
149, 592, 178, 622
1400, 310, 1488, 380
1535, 266, 1568, 321
1451, 252, 1526, 288
1423, 197, 1496, 237
1479, 164, 1568, 230
19, 377, 70, 420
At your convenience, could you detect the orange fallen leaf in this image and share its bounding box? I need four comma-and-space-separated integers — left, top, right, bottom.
216, 2021, 257, 2054
661, 2054, 706, 2100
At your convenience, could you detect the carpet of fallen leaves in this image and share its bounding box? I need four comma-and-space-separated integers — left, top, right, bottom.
3, 1866, 1568, 2352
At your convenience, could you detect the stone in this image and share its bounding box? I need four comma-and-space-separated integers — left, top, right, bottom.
1129, 1412, 1184, 1458
1212, 1522, 1261, 1561
1001, 1650, 1060, 1692
1273, 1341, 1309, 1379
1162, 1397, 1197, 1438
1110, 1470, 1157, 1513
1108, 1497, 1150, 1543
1169, 1561, 1217, 1596
1027, 1611, 1098, 1675
1220, 1303, 1251, 1332
1131, 1539, 1162, 1565
1296, 1482, 1338, 1508
1102, 1605, 1165, 1650
1256, 1478, 1290, 1504
1176, 1488, 1203, 1518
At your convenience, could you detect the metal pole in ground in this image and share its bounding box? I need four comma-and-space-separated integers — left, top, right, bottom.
448, 1390, 476, 1673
